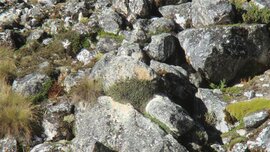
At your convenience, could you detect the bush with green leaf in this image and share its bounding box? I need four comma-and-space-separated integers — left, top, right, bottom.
106, 79, 159, 112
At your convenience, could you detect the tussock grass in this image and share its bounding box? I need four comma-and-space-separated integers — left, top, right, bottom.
71, 78, 104, 103
0, 79, 36, 141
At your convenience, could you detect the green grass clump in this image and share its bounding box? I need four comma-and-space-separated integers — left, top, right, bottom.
98, 30, 125, 42
71, 78, 104, 103
243, 3, 270, 24
0, 79, 36, 141
226, 98, 270, 120
106, 79, 158, 112
210, 79, 227, 90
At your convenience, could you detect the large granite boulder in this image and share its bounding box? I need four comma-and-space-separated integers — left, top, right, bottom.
191, 0, 234, 27
247, 123, 270, 151
98, 8, 123, 34
145, 95, 194, 137
196, 88, 229, 133
72, 96, 188, 152
146, 33, 180, 62
159, 3, 192, 29
90, 54, 157, 89
178, 24, 270, 83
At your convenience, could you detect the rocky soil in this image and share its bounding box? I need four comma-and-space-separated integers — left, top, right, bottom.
1, 0, 270, 152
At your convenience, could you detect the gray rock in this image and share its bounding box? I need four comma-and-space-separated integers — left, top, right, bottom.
0, 137, 17, 152
178, 24, 270, 83
148, 17, 176, 35
211, 144, 226, 152
243, 110, 269, 129
159, 3, 192, 29
12, 73, 50, 96
38, 0, 61, 5
247, 123, 270, 151
146, 33, 179, 62
96, 37, 122, 53
76, 49, 100, 65
27, 29, 45, 41
150, 60, 188, 77
117, 43, 145, 61
145, 95, 194, 136
42, 19, 66, 35
98, 8, 123, 34
191, 0, 234, 27
90, 55, 157, 90
112, 0, 153, 21
30, 141, 73, 152
124, 29, 150, 45
0, 30, 25, 48
252, 0, 270, 9
72, 96, 187, 152
42, 97, 74, 141
231, 143, 248, 152
95, 0, 112, 10
196, 88, 229, 133
63, 69, 91, 93
0, 7, 21, 28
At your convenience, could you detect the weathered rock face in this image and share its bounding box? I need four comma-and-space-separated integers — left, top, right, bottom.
252, 0, 270, 9
178, 24, 270, 83
148, 18, 176, 34
145, 95, 194, 136
98, 8, 123, 34
112, 0, 153, 22
196, 88, 229, 133
191, 0, 234, 27
247, 122, 270, 151
12, 73, 50, 96
146, 33, 180, 62
154, 0, 189, 6
90, 54, 157, 89
243, 110, 269, 129
0, 137, 17, 152
72, 96, 188, 152
231, 143, 248, 152
0, 7, 21, 28
42, 97, 74, 141
30, 141, 73, 152
159, 3, 192, 29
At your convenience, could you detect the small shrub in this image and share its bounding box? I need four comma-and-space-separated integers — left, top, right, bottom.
106, 79, 158, 112
30, 79, 53, 103
0, 79, 36, 141
71, 78, 104, 103
210, 79, 227, 90
226, 98, 270, 120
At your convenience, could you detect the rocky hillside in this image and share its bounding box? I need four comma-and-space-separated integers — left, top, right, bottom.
1, 0, 270, 151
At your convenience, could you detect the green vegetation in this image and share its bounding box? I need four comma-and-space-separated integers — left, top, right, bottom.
98, 30, 125, 42
144, 113, 172, 134
230, 0, 270, 24
226, 98, 270, 120
0, 78, 36, 141
210, 79, 227, 90
71, 78, 104, 103
222, 86, 243, 102
106, 79, 158, 112
243, 3, 270, 24
222, 121, 246, 149
63, 114, 75, 124
30, 79, 53, 103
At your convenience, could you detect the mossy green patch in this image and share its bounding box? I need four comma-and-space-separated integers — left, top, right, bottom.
226, 98, 270, 120
98, 30, 125, 42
